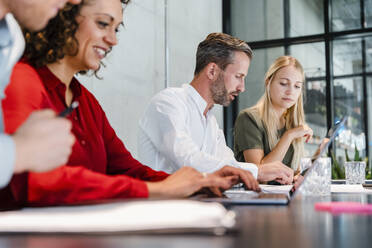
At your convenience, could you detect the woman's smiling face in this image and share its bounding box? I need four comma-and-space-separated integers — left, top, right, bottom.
69, 0, 123, 71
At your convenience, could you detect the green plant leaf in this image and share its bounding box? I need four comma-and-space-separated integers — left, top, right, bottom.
331, 151, 345, 179
354, 144, 361, 161
345, 149, 351, 162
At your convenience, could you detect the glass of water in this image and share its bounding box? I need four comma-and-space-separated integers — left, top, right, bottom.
299, 157, 331, 196
344, 161, 366, 184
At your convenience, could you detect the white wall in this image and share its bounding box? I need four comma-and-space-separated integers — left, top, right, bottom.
78, 0, 222, 158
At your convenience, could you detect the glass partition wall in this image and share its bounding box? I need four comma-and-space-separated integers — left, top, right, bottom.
223, 0, 372, 170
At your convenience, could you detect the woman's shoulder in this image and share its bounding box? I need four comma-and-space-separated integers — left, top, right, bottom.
239, 107, 259, 116
12, 61, 40, 78
8, 61, 44, 92
237, 108, 262, 126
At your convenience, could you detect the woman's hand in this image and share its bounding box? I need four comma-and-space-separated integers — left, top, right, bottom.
146, 166, 238, 198
257, 161, 294, 185
146, 166, 260, 198
293, 174, 304, 190
286, 125, 313, 143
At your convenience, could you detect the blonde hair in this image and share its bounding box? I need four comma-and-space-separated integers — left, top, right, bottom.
249, 56, 306, 171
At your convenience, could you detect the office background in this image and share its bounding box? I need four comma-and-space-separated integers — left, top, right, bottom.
224, 0, 372, 171
77, 0, 224, 158
78, 0, 371, 171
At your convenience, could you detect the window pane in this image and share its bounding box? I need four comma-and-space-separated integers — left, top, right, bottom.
334, 77, 366, 164
290, 42, 327, 155
365, 0, 372, 28
332, 0, 361, 31
239, 47, 284, 111
304, 80, 328, 156
366, 36, 372, 72
333, 38, 363, 76
367, 77, 372, 169
231, 0, 284, 42
290, 0, 324, 37
290, 42, 326, 77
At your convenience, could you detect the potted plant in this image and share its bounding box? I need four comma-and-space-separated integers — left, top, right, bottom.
344, 145, 371, 179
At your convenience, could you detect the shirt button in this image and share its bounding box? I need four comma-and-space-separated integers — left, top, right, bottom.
81, 140, 86, 145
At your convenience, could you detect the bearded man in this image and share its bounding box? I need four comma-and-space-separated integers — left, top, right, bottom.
137, 33, 293, 184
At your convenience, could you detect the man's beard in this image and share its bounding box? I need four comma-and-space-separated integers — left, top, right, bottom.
210, 72, 232, 106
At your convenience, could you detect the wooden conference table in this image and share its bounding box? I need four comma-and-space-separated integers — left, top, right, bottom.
0, 190, 371, 248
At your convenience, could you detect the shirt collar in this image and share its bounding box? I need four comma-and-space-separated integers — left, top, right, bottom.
37, 66, 82, 98
183, 84, 210, 117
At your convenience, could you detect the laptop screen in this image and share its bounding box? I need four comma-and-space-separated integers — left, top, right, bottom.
289, 116, 348, 198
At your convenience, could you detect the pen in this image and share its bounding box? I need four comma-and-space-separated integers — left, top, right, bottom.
58, 101, 79, 117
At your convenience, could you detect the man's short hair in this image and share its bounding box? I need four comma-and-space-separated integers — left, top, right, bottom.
194, 32, 252, 76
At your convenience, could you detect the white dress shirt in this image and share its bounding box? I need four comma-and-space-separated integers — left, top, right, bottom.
138, 84, 258, 177
0, 14, 25, 188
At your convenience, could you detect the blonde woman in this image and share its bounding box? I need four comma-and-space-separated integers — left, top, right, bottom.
234, 56, 312, 183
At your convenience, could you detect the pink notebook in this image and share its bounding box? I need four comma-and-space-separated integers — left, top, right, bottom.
315, 202, 372, 214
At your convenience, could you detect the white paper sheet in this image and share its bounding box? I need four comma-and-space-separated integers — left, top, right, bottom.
226, 184, 292, 195
0, 200, 235, 233
228, 184, 372, 196
259, 184, 293, 194
259, 184, 372, 194
331, 184, 372, 193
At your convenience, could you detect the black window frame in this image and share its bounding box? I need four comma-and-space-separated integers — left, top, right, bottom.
222, 0, 371, 164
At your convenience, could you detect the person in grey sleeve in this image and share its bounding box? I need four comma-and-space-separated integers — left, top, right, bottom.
0, 0, 80, 189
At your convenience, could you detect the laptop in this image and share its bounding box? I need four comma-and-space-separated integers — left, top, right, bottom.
202, 116, 348, 205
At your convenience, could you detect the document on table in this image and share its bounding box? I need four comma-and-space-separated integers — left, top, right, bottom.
226, 185, 292, 195
331, 184, 372, 193
259, 184, 292, 194
260, 184, 372, 194
227, 184, 372, 195
0, 200, 236, 234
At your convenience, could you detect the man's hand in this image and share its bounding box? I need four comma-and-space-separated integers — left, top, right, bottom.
12, 110, 75, 173
211, 166, 260, 192
257, 161, 294, 185
146, 167, 237, 198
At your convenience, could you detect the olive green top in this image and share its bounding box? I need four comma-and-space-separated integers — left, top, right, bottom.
234, 108, 294, 168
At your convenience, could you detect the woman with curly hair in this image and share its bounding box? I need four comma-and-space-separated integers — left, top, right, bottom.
2, 0, 260, 207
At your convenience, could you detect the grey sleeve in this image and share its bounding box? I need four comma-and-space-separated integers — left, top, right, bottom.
0, 134, 15, 188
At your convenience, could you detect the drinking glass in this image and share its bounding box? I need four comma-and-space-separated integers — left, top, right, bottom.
344, 161, 366, 184
298, 157, 331, 196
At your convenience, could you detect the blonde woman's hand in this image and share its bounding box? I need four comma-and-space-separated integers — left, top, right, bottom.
286, 125, 313, 143
293, 174, 304, 190
257, 161, 294, 184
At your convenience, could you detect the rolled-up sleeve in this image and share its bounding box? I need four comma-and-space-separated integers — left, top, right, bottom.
0, 134, 15, 188
231, 161, 258, 179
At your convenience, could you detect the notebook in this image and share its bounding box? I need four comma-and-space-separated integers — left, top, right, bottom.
0, 200, 236, 234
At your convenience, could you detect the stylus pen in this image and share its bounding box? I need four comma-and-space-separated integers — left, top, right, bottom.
58, 101, 79, 117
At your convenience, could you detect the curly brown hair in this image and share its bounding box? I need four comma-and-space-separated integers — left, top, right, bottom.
23, 0, 130, 73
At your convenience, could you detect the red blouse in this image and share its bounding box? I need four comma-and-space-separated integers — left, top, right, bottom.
1, 61, 168, 206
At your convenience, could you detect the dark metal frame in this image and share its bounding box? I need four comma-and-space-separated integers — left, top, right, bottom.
222, 0, 371, 162
222, 0, 237, 148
